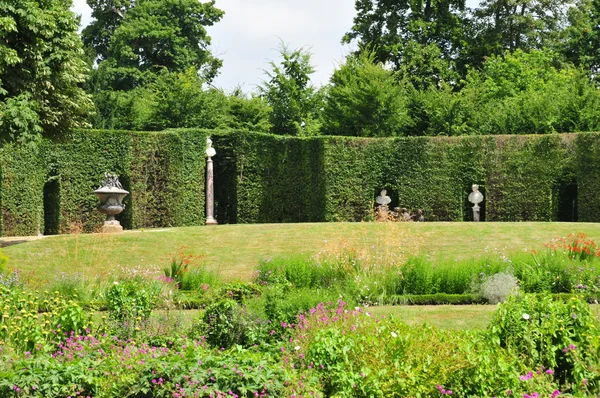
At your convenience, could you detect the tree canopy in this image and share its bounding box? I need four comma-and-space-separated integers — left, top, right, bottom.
83, 0, 224, 90
0, 0, 93, 143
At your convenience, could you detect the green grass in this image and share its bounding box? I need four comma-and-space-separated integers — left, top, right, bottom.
106, 304, 600, 331
370, 305, 496, 329
4, 221, 600, 283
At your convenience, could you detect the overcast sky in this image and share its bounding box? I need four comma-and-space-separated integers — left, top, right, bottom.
71, 0, 357, 93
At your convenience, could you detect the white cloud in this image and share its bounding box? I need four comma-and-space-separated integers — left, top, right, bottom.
70, 0, 357, 90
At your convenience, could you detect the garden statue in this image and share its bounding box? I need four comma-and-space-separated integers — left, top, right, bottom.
94, 173, 129, 233
205, 137, 217, 225
401, 208, 413, 222
416, 209, 425, 222
374, 190, 392, 221
376, 190, 392, 208
468, 184, 484, 221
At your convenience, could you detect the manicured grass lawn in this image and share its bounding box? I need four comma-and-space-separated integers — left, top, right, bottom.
3, 221, 600, 283
137, 304, 600, 331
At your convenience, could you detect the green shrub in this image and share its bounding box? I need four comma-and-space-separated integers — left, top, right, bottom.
214, 282, 261, 303
105, 277, 159, 325
198, 299, 248, 349
179, 267, 220, 291
292, 301, 561, 397
0, 287, 91, 352
481, 271, 520, 304
0, 248, 7, 274
488, 294, 600, 392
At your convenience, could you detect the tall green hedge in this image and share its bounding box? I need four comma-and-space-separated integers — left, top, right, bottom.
0, 143, 48, 236
213, 132, 326, 224
1, 130, 599, 237
213, 132, 581, 223
51, 129, 209, 233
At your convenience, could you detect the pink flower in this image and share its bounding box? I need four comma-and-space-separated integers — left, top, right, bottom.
551, 390, 560, 397
519, 372, 533, 381
545, 369, 554, 375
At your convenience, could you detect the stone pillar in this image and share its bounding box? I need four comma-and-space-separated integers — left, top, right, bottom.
205, 155, 217, 225
472, 204, 480, 222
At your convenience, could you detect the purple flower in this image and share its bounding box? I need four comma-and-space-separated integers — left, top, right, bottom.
545, 369, 554, 375
551, 390, 560, 397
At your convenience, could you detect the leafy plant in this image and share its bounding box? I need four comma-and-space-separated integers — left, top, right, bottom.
481, 271, 520, 304
105, 277, 159, 328
488, 294, 600, 392
198, 299, 248, 349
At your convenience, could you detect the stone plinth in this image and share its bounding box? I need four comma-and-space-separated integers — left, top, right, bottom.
101, 220, 123, 233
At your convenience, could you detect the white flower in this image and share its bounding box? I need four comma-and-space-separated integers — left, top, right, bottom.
391, 331, 397, 338
294, 346, 301, 351
354, 307, 360, 311
523, 313, 530, 320
113, 281, 119, 285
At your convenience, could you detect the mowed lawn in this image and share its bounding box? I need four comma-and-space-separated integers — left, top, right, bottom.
3, 222, 600, 282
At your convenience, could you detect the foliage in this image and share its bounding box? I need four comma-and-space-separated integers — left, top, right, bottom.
480, 271, 520, 304
0, 287, 91, 352
562, 0, 600, 77
0, 248, 9, 274
164, 248, 206, 288
105, 277, 159, 326
0, 0, 92, 143
322, 52, 412, 137
46, 129, 207, 233
488, 294, 600, 393
291, 300, 564, 397
83, 0, 224, 90
467, 0, 572, 65
0, 142, 47, 236
343, 0, 466, 88
212, 132, 583, 223
259, 44, 323, 136
198, 299, 248, 349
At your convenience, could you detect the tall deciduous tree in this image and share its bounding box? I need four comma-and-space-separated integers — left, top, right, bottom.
322, 52, 411, 137
0, 0, 93, 143
562, 0, 600, 77
83, 0, 224, 90
259, 44, 323, 136
465, 0, 573, 68
343, 0, 467, 88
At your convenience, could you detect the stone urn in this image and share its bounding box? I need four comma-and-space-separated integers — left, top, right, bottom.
94, 173, 129, 233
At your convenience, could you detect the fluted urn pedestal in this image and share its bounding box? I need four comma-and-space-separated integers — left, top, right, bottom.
94, 174, 129, 233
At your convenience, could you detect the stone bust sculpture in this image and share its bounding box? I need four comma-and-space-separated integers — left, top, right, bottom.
376, 189, 392, 206
468, 184, 484, 206
468, 184, 484, 221
206, 137, 216, 157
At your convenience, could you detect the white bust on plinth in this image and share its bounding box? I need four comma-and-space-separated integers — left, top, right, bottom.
468, 184, 484, 221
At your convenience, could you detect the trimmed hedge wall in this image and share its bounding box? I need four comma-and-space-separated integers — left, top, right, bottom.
0, 143, 48, 236
1, 130, 599, 237
213, 132, 325, 224
0, 129, 208, 236
213, 132, 581, 223
51, 129, 209, 233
